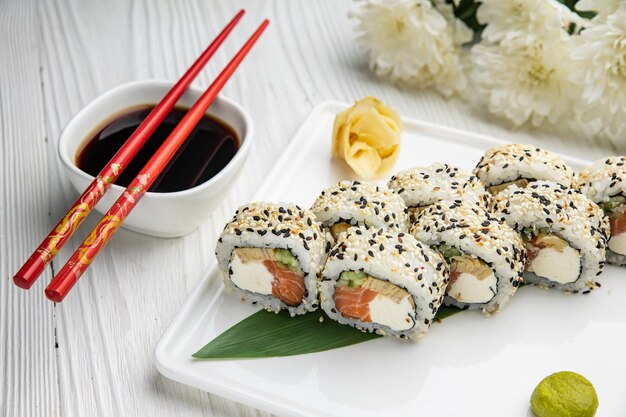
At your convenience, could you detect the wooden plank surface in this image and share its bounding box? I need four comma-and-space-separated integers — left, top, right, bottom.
0, 0, 60, 416
1, 1, 621, 416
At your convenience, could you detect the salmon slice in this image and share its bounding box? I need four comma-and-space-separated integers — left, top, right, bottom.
333, 285, 378, 322
609, 210, 626, 236
263, 260, 305, 306
448, 270, 461, 287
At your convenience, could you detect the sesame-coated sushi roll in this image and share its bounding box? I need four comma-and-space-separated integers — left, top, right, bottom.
579, 157, 626, 266
411, 202, 525, 315
388, 163, 489, 222
319, 226, 448, 339
215, 202, 325, 315
491, 181, 609, 293
311, 180, 409, 244
474, 143, 576, 195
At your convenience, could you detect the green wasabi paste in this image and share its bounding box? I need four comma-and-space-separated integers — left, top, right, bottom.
531, 371, 598, 417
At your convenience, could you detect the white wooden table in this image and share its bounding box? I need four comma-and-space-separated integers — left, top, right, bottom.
1, 1, 620, 416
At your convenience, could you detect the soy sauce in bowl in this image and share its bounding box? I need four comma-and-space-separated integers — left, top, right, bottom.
76, 105, 239, 193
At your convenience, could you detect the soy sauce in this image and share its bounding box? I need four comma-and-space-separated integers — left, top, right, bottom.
76, 105, 239, 193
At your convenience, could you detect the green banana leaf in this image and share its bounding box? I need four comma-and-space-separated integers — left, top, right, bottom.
193, 305, 461, 360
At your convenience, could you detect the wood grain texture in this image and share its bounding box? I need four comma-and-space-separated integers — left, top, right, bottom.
1, 0, 621, 416
0, 0, 60, 416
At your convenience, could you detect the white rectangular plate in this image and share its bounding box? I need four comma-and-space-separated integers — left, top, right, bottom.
155, 101, 626, 417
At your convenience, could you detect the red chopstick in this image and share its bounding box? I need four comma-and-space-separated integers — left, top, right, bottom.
13, 10, 245, 290
45, 20, 270, 303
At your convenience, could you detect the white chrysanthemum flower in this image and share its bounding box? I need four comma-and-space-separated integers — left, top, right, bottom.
435, 1, 474, 45
576, 0, 621, 22
471, 37, 579, 127
570, 3, 626, 141
477, 0, 584, 44
351, 0, 471, 97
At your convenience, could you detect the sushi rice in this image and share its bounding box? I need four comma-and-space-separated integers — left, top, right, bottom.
411, 201, 526, 315
319, 226, 448, 339
311, 180, 409, 249
215, 202, 326, 316
474, 143, 576, 195
491, 181, 609, 293
388, 162, 489, 221
579, 157, 626, 266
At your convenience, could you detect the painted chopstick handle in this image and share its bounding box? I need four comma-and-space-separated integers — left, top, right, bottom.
45, 20, 270, 303
13, 10, 245, 290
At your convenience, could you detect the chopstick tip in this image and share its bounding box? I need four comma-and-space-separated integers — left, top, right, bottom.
13, 274, 31, 290
45, 288, 64, 303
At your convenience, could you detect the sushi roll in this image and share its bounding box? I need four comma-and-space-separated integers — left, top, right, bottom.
319, 226, 448, 339
474, 143, 576, 195
215, 202, 325, 315
311, 180, 409, 244
411, 202, 526, 315
579, 156, 626, 266
491, 181, 609, 293
388, 163, 489, 221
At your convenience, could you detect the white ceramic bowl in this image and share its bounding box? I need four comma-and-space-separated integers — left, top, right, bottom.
58, 80, 253, 238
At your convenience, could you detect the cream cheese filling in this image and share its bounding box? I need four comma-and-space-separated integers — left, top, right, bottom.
369, 294, 415, 331
230, 251, 273, 295
527, 246, 581, 284
609, 233, 626, 256
448, 271, 497, 304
